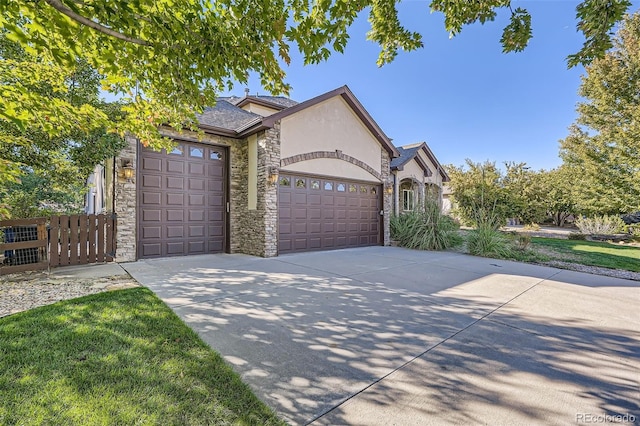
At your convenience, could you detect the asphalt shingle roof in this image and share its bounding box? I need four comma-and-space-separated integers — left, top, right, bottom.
196, 100, 261, 131
224, 95, 299, 108
390, 145, 421, 169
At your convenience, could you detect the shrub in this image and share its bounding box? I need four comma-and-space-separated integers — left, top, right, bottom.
568, 232, 587, 240
467, 225, 512, 258
514, 233, 531, 250
390, 199, 463, 251
575, 215, 626, 235
523, 223, 540, 231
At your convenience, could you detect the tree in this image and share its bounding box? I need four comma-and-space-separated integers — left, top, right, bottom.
446, 160, 512, 228
537, 166, 577, 227
0, 0, 633, 159
0, 33, 125, 218
560, 12, 640, 215
502, 162, 547, 225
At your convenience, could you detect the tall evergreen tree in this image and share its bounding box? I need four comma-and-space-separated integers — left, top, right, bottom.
560, 12, 640, 215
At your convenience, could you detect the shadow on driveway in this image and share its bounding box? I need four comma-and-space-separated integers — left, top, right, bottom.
123, 247, 640, 425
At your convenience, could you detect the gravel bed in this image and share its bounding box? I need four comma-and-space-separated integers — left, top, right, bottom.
0, 270, 140, 318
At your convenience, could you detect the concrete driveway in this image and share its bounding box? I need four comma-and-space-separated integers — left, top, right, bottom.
122, 247, 639, 425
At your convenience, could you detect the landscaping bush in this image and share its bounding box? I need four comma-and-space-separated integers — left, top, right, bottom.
514, 233, 532, 250
568, 232, 587, 240
390, 199, 462, 251
523, 223, 540, 231
467, 225, 512, 258
575, 215, 626, 235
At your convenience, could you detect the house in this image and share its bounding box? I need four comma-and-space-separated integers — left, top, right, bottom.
105, 86, 400, 261
389, 142, 450, 214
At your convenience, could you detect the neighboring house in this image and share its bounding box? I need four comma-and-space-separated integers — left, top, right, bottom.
389, 142, 450, 215
105, 86, 399, 261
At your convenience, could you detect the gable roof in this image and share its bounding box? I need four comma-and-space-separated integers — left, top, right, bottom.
196, 100, 261, 135
391, 142, 450, 182
197, 86, 399, 158
230, 95, 298, 110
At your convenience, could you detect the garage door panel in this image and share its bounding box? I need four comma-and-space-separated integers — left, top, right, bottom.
142, 226, 161, 239
188, 225, 205, 237
188, 241, 205, 253
188, 178, 205, 190
167, 177, 184, 189
189, 210, 205, 221
209, 180, 224, 192
142, 210, 161, 222
142, 158, 162, 172
142, 192, 161, 205
294, 222, 307, 234
294, 239, 308, 250
279, 192, 291, 203
138, 142, 227, 259
142, 174, 162, 188
167, 160, 184, 174
210, 225, 223, 237
189, 163, 205, 175
166, 193, 184, 205
308, 208, 321, 219
309, 238, 322, 249
166, 210, 183, 221
293, 208, 307, 219
309, 222, 321, 233
166, 242, 184, 255
141, 243, 161, 257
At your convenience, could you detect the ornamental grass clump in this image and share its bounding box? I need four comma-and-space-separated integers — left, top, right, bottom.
390, 198, 462, 251
575, 215, 626, 236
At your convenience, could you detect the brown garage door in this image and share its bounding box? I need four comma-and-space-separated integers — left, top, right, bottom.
278, 173, 381, 254
138, 142, 227, 258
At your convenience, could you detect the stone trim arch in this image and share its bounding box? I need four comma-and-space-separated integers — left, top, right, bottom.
280, 150, 381, 180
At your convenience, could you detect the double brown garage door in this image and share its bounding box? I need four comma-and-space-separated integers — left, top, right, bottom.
137, 142, 226, 258
278, 174, 382, 254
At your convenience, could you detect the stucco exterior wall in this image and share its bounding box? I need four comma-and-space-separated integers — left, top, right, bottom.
396, 160, 426, 185
281, 158, 380, 182
241, 103, 279, 117
280, 97, 382, 179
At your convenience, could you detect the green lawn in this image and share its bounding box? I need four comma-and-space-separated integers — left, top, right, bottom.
0, 288, 285, 426
531, 237, 640, 272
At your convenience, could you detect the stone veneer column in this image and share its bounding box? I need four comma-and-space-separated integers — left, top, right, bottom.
113, 134, 138, 262
261, 123, 280, 257
228, 123, 280, 258
381, 149, 392, 246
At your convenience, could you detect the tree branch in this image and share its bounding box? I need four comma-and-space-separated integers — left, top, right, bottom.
44, 0, 151, 46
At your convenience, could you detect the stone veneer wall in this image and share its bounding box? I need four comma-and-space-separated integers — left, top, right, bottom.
381, 149, 392, 246
231, 124, 280, 257
113, 134, 138, 262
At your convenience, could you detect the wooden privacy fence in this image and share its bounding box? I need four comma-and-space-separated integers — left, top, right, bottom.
0, 213, 116, 275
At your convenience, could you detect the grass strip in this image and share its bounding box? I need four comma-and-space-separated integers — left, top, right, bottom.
531, 237, 640, 272
0, 288, 285, 426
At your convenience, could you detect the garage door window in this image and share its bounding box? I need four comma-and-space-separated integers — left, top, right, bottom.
295, 178, 306, 188
311, 180, 320, 190
170, 145, 184, 155
210, 150, 222, 160
324, 182, 333, 191
189, 147, 204, 158
279, 177, 290, 186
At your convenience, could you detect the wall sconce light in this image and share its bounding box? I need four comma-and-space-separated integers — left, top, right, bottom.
120, 159, 134, 182
385, 184, 394, 195
268, 166, 279, 185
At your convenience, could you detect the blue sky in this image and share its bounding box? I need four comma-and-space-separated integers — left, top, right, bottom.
222, 0, 638, 171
